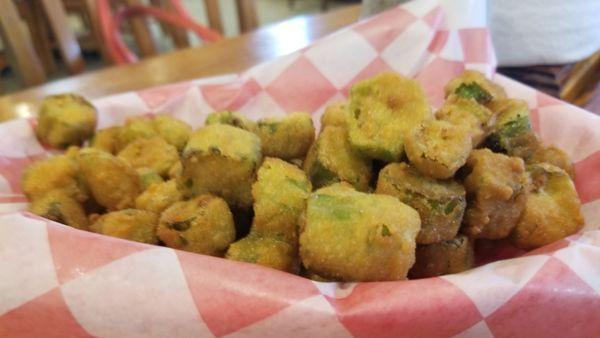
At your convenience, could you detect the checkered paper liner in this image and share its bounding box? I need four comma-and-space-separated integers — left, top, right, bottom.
1, 0, 599, 337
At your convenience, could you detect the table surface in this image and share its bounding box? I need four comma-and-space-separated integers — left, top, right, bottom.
0, 5, 361, 122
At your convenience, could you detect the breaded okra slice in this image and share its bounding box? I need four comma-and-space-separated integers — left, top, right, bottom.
528, 145, 575, 179
226, 234, 297, 272
205, 110, 258, 133
29, 190, 89, 230
158, 195, 235, 256
408, 235, 474, 278
256, 112, 315, 160
152, 115, 192, 152
91, 209, 158, 244
135, 179, 183, 214
303, 126, 372, 191
251, 157, 311, 244
90, 126, 121, 154
320, 102, 347, 130
36, 94, 97, 148
77, 148, 143, 211
510, 164, 583, 249
117, 137, 179, 177
299, 183, 421, 282
486, 99, 539, 158
136, 167, 164, 190
444, 70, 507, 105
346, 72, 431, 162
376, 163, 466, 245
462, 149, 528, 239
436, 96, 495, 146
405, 120, 472, 179
178, 124, 262, 209
22, 155, 89, 202
117, 116, 157, 151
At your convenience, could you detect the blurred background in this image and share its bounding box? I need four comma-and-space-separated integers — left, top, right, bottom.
0, 0, 358, 93
0, 0, 597, 113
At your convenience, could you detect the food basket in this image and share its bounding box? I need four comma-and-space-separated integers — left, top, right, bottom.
1, 0, 598, 336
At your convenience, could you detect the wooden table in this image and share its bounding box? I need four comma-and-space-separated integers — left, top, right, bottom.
0, 5, 361, 122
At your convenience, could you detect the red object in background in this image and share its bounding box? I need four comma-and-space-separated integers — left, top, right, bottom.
97, 0, 223, 64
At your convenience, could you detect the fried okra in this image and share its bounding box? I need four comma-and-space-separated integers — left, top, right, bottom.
251, 157, 311, 244
405, 120, 472, 179
299, 183, 421, 282
528, 145, 575, 179
436, 96, 495, 146
36, 94, 97, 148
168, 161, 182, 180
376, 163, 466, 244
510, 164, 583, 249
117, 116, 157, 151
320, 102, 347, 130
408, 235, 474, 278
152, 115, 192, 151
486, 99, 539, 158
205, 111, 258, 133
77, 148, 142, 211
303, 126, 372, 191
135, 179, 183, 213
226, 235, 297, 272
444, 70, 507, 105
136, 168, 164, 189
346, 72, 431, 162
90, 127, 120, 154
178, 124, 262, 209
22, 155, 88, 202
90, 209, 158, 244
117, 137, 179, 177
29, 190, 88, 230
158, 195, 235, 255
462, 149, 528, 239
256, 112, 315, 160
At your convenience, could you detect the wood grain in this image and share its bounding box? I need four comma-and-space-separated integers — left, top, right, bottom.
0, 5, 361, 122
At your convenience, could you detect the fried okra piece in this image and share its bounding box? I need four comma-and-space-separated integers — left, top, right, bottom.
408, 235, 474, 278
168, 161, 182, 180
436, 96, 495, 146
77, 148, 143, 211
90, 126, 121, 154
256, 112, 315, 160
462, 149, 528, 239
320, 102, 347, 130
299, 183, 421, 282
444, 70, 507, 105
486, 99, 539, 158
117, 116, 157, 151
303, 126, 372, 191
226, 235, 297, 272
36, 94, 97, 148
178, 124, 262, 209
158, 195, 235, 256
251, 157, 311, 244
376, 163, 466, 245
528, 145, 575, 179
135, 180, 183, 213
510, 164, 583, 249
22, 155, 88, 202
152, 115, 192, 152
405, 120, 472, 179
346, 72, 431, 162
136, 168, 164, 190
29, 190, 89, 230
117, 137, 179, 177
90, 209, 158, 244
205, 111, 258, 133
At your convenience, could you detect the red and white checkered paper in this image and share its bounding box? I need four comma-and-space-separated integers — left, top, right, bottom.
1, 0, 599, 337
